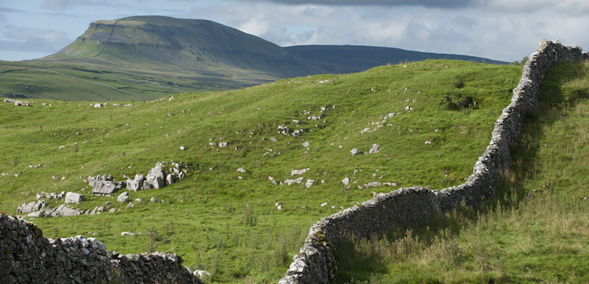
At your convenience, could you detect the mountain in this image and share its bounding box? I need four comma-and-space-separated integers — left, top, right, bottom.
47, 16, 320, 78
0, 16, 507, 101
285, 45, 507, 74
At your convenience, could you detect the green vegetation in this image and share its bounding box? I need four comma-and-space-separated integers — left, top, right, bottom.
0, 59, 521, 282
337, 61, 589, 283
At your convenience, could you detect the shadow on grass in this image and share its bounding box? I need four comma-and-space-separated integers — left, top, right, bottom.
334, 61, 589, 283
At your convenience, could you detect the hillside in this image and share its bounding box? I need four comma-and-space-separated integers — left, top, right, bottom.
0, 16, 506, 101
46, 16, 320, 78
285, 45, 506, 74
337, 61, 589, 283
0, 59, 521, 282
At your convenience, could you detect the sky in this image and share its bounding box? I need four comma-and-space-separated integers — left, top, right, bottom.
1, 0, 587, 62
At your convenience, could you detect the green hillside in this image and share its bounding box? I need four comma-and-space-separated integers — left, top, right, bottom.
336, 61, 589, 283
0, 59, 521, 282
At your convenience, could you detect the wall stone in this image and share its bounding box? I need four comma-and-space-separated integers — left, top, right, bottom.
279, 40, 587, 284
0, 213, 204, 284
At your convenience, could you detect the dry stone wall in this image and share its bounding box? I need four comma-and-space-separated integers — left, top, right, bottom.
279, 40, 588, 284
0, 213, 203, 284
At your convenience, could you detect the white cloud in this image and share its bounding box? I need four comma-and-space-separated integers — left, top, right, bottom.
0, 25, 71, 53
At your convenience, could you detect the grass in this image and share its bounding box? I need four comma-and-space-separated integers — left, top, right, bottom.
0, 59, 521, 282
336, 61, 589, 283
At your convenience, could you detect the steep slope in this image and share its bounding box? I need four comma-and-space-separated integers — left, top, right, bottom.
285, 45, 507, 74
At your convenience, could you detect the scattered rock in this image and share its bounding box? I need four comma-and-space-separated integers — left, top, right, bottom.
150, 197, 157, 203
127, 174, 145, 191
305, 179, 315, 188
342, 177, 350, 186
291, 168, 309, 176
368, 144, 380, 154
17, 200, 46, 214
350, 148, 361, 156
64, 192, 85, 204
236, 168, 247, 173
284, 177, 304, 185
194, 270, 211, 279
117, 192, 130, 203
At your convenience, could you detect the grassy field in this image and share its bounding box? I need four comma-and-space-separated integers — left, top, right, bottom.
336, 61, 589, 283
0, 60, 268, 101
0, 59, 522, 282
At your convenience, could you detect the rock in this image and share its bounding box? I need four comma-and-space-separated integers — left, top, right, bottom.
165, 174, 178, 186
364, 182, 382, 188
145, 163, 166, 189
278, 125, 292, 136
150, 197, 157, 203
121, 232, 137, 236
368, 144, 380, 154
302, 141, 310, 148
342, 177, 350, 186
64, 192, 85, 204
17, 200, 46, 214
179, 146, 186, 150
305, 179, 315, 188
127, 174, 145, 191
291, 168, 309, 176
284, 177, 304, 185
236, 168, 247, 173
218, 142, 228, 147
350, 148, 361, 156
92, 180, 117, 195
117, 192, 130, 203
194, 270, 211, 279
52, 205, 81, 217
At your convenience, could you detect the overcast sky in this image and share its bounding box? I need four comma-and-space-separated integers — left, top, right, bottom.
1, 0, 587, 62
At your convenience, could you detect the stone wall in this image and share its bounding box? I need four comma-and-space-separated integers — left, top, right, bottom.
279, 40, 587, 284
0, 213, 203, 284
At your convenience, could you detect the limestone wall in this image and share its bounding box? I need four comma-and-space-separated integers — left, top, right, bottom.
279, 40, 587, 284
0, 213, 203, 284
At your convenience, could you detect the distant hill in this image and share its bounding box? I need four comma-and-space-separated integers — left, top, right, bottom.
0, 16, 507, 101
285, 45, 507, 74
46, 16, 320, 78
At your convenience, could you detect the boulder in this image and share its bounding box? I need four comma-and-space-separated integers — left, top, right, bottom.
17, 200, 46, 214
145, 163, 166, 189
92, 180, 117, 195
64, 192, 85, 204
127, 174, 145, 191
117, 192, 130, 203
51, 204, 81, 217
165, 174, 178, 186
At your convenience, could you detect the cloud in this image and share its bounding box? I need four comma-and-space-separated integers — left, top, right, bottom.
0, 25, 71, 53
242, 0, 474, 8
